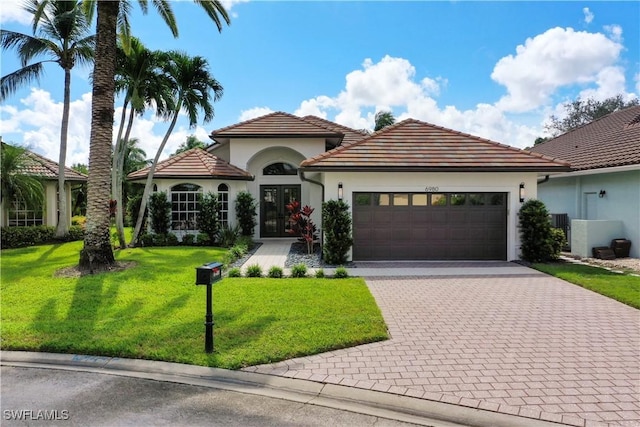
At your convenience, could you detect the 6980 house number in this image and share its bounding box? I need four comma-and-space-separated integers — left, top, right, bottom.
424, 186, 439, 192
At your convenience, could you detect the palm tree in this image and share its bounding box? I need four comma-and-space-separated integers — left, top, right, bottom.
131, 51, 224, 245
121, 138, 150, 218
172, 135, 206, 156
1, 0, 95, 238
112, 38, 172, 248
374, 110, 395, 132
1, 143, 44, 214
79, 0, 229, 271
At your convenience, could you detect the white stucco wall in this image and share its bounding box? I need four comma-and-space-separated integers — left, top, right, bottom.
230, 138, 326, 171
321, 171, 539, 261
571, 220, 624, 258
1, 181, 73, 228
537, 168, 640, 258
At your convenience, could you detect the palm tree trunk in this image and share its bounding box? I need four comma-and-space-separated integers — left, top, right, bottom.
131, 104, 181, 245
119, 107, 136, 246
79, 0, 119, 271
112, 100, 129, 248
55, 68, 71, 237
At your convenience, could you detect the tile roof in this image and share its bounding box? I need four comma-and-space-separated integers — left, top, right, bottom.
17, 148, 87, 181
301, 119, 570, 172
127, 148, 253, 181
210, 111, 343, 140
301, 115, 370, 145
528, 106, 640, 171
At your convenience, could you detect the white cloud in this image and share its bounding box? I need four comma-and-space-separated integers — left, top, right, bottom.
238, 107, 274, 122
604, 24, 623, 43
492, 27, 623, 112
0, 0, 32, 25
583, 7, 594, 24
577, 66, 629, 101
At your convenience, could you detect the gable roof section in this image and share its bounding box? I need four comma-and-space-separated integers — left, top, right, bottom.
301, 119, 570, 172
528, 106, 640, 171
210, 111, 343, 140
127, 148, 253, 181
19, 148, 87, 181
301, 115, 370, 145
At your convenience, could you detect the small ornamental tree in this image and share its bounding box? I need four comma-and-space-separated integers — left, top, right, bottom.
235, 191, 258, 236
197, 192, 220, 244
286, 201, 317, 254
322, 200, 353, 265
518, 199, 559, 262
148, 191, 171, 235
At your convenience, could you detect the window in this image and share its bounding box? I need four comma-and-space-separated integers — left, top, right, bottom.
355, 193, 371, 206
171, 184, 202, 231
218, 183, 229, 227
374, 193, 390, 206
263, 162, 297, 175
450, 194, 467, 206
412, 194, 428, 206
393, 193, 409, 206
430, 194, 447, 206
8, 199, 43, 227
469, 194, 486, 206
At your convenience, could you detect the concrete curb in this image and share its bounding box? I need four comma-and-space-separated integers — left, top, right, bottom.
1, 351, 564, 427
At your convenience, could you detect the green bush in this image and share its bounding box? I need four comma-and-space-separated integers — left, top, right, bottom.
235, 191, 258, 237
182, 234, 196, 245
140, 233, 154, 247
148, 191, 171, 235
268, 266, 284, 278
322, 200, 353, 265
290, 263, 307, 278
245, 264, 262, 278
519, 199, 560, 262
230, 243, 248, 259
0, 225, 85, 248
196, 233, 211, 246
66, 225, 85, 241
217, 224, 241, 248
333, 266, 349, 279
227, 267, 242, 278
549, 228, 566, 260
315, 268, 325, 278
153, 233, 167, 246
166, 233, 179, 246
197, 192, 221, 244
71, 215, 86, 227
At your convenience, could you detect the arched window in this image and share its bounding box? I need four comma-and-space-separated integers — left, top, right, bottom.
170, 183, 202, 231
217, 183, 229, 227
263, 162, 297, 175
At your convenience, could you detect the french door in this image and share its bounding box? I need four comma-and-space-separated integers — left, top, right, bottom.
260, 185, 301, 237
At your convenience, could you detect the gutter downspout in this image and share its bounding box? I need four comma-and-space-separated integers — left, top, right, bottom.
537, 175, 550, 184
299, 169, 325, 258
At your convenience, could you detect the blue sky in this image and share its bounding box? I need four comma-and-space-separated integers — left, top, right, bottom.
1, 1, 638, 167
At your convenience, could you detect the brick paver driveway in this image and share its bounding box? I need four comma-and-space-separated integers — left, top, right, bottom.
244, 270, 640, 427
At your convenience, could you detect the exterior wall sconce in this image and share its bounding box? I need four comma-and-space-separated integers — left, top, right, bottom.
519, 182, 525, 203
599, 190, 606, 198
338, 182, 343, 200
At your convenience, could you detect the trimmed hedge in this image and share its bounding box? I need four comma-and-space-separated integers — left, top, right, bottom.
1, 225, 85, 249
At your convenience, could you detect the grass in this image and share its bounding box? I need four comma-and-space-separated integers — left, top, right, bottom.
533, 262, 640, 309
0, 242, 388, 369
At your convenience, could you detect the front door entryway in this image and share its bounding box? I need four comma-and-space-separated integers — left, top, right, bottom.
260, 185, 301, 237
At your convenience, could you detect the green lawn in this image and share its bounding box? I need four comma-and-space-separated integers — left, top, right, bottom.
1, 242, 388, 369
533, 262, 640, 309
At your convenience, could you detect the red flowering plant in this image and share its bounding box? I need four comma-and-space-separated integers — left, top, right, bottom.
286, 201, 318, 254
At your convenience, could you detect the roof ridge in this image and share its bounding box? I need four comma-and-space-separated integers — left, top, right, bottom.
211, 111, 285, 135
23, 149, 88, 180
302, 115, 370, 136
211, 111, 339, 137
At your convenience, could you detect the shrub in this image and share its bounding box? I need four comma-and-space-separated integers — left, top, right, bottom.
519, 199, 559, 262
333, 266, 349, 279
126, 194, 147, 230
245, 264, 262, 278
286, 201, 318, 254
140, 233, 155, 247
197, 192, 221, 244
182, 233, 196, 245
196, 233, 211, 246
322, 200, 353, 265
268, 266, 284, 278
549, 228, 566, 260
166, 232, 179, 246
230, 243, 248, 259
152, 233, 167, 246
227, 267, 242, 278
148, 191, 171, 235
235, 191, 258, 237
1, 226, 55, 248
290, 263, 308, 278
71, 215, 86, 227
315, 268, 325, 278
237, 236, 253, 250
217, 224, 241, 248
66, 225, 85, 241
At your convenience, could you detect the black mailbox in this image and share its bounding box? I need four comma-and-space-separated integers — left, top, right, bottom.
196, 262, 223, 285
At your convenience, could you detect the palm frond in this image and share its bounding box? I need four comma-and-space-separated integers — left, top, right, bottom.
150, 0, 178, 37
0, 62, 45, 101
194, 0, 230, 32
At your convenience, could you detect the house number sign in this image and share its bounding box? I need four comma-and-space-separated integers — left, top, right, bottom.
424, 186, 439, 192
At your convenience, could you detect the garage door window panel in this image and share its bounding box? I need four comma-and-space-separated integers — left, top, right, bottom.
412, 194, 427, 206
430, 194, 447, 206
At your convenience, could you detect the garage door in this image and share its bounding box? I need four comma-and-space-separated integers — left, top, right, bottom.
353, 192, 507, 260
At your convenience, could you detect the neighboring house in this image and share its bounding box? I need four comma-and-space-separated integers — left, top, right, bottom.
128, 112, 569, 261
0, 148, 87, 228
529, 106, 640, 258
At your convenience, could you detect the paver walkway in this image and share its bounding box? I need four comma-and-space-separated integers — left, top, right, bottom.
243, 272, 640, 427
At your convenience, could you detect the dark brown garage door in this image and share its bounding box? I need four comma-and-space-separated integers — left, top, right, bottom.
353, 192, 507, 260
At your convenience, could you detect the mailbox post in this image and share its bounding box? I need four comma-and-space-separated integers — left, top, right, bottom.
195, 262, 223, 353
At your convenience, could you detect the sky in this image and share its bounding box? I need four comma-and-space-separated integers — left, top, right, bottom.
1, 1, 639, 167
